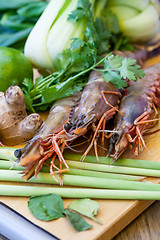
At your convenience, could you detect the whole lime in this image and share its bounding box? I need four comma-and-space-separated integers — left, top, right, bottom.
0, 47, 33, 92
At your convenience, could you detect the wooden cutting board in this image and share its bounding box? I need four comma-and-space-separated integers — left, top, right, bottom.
1, 55, 160, 240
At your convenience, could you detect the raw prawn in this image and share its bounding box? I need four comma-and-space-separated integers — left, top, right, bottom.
15, 93, 81, 181
108, 62, 160, 160
64, 70, 121, 160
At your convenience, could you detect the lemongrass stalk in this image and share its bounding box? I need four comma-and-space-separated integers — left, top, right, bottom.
64, 153, 160, 170
1, 184, 160, 200
2, 147, 160, 171
0, 170, 160, 191
65, 160, 160, 177
66, 168, 145, 181
0, 161, 23, 171
0, 160, 144, 182
0, 147, 16, 161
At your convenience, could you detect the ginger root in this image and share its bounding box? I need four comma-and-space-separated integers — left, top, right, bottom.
0, 86, 43, 145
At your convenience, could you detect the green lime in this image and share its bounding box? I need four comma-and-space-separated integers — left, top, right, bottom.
0, 47, 33, 92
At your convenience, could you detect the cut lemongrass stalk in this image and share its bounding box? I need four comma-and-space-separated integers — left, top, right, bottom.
0, 160, 144, 182
0, 160, 23, 171
1, 147, 160, 171
0, 147, 16, 161
0, 169, 160, 191
65, 160, 160, 177
64, 153, 160, 170
1, 185, 160, 200
66, 168, 145, 181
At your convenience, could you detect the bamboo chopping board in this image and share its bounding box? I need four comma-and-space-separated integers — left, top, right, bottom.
1, 56, 160, 240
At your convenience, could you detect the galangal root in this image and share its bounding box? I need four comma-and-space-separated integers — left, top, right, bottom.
0, 86, 43, 145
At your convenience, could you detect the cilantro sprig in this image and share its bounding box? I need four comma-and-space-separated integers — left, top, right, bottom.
22, 0, 142, 112
23, 54, 144, 112
102, 55, 145, 88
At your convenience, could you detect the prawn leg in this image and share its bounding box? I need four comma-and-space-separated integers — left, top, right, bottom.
101, 90, 122, 114
81, 108, 116, 161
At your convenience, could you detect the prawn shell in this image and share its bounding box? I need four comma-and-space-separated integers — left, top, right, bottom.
69, 71, 121, 132
110, 62, 160, 159
17, 93, 81, 179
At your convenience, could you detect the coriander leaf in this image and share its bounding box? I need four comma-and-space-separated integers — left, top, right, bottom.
70, 38, 86, 50
67, 9, 86, 21
63, 208, 92, 231
39, 77, 87, 105
69, 198, 102, 224
119, 58, 145, 80
24, 94, 35, 112
68, 0, 92, 22
77, 0, 91, 10
28, 194, 64, 221
22, 78, 34, 92
102, 71, 128, 89
95, 18, 111, 55
102, 54, 145, 89
101, 9, 120, 34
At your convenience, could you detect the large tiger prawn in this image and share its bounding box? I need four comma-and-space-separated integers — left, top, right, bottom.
15, 93, 81, 181
108, 62, 160, 160
64, 70, 122, 160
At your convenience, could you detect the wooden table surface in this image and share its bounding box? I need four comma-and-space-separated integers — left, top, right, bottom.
113, 200, 160, 240
0, 201, 160, 240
